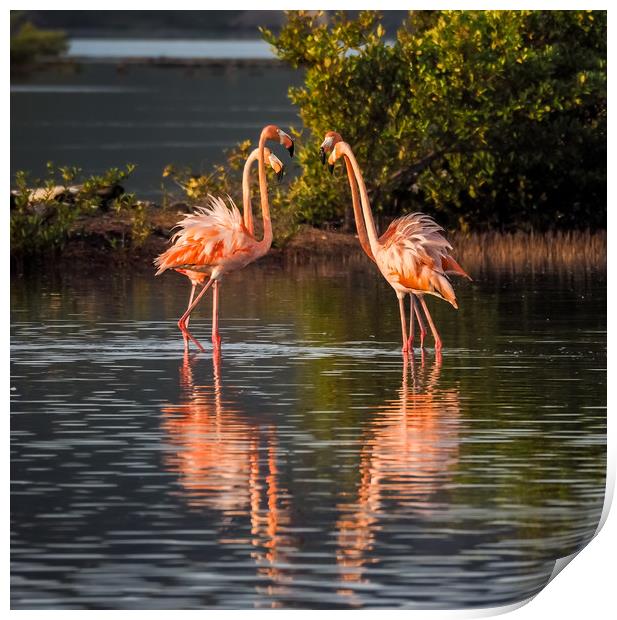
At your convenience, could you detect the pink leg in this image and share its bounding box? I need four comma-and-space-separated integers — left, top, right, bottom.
178, 277, 214, 332
184, 330, 206, 353
212, 280, 221, 351
184, 282, 197, 328
414, 300, 427, 348
398, 294, 409, 355
419, 295, 442, 352
407, 295, 415, 350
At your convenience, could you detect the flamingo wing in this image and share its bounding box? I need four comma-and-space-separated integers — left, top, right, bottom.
154, 195, 253, 276
377, 213, 460, 307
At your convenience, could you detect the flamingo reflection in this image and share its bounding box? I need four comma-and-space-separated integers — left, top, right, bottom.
335, 353, 461, 594
161, 350, 294, 600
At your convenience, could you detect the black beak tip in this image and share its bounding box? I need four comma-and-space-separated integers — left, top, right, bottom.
328, 164, 334, 175
319, 148, 326, 165
287, 143, 294, 158
276, 169, 284, 182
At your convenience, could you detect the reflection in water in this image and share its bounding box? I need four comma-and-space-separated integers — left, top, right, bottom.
336, 353, 461, 595
162, 352, 294, 604
10, 263, 606, 609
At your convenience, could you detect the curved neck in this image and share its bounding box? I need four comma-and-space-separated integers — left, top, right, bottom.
242, 148, 260, 236
343, 155, 375, 262
257, 133, 274, 251
338, 143, 380, 255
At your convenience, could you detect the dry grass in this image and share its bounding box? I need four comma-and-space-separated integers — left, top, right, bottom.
449, 230, 606, 274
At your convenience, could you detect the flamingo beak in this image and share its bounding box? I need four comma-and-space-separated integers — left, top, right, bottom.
319, 147, 326, 165
279, 130, 294, 158
269, 154, 285, 182
328, 163, 335, 175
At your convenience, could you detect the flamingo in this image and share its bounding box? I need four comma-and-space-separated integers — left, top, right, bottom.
154, 125, 294, 353
320, 132, 470, 354
167, 145, 284, 331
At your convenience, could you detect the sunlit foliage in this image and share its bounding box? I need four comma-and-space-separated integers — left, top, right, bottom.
11, 164, 137, 256
262, 10, 606, 231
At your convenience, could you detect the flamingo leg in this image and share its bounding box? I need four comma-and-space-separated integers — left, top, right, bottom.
178, 277, 214, 332
183, 329, 206, 353
418, 295, 442, 352
414, 299, 427, 349
184, 282, 197, 328
398, 294, 409, 355
407, 295, 416, 350
212, 280, 221, 351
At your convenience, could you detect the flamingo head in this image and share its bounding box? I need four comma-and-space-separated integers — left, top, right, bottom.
262, 125, 294, 158
319, 131, 343, 167
264, 147, 285, 182
326, 140, 346, 175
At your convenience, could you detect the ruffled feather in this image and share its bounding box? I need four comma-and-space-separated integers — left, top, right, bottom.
154, 195, 252, 276
376, 212, 467, 307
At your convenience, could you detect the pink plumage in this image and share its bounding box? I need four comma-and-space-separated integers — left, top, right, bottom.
154, 195, 255, 279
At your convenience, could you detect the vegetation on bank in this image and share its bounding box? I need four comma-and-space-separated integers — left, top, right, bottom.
11, 12, 68, 68
10, 164, 145, 256
261, 10, 606, 231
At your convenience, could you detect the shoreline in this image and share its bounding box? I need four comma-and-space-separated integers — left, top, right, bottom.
34, 54, 284, 71
43, 56, 283, 68
10, 204, 607, 277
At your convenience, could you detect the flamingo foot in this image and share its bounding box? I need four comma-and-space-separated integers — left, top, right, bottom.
179, 327, 206, 353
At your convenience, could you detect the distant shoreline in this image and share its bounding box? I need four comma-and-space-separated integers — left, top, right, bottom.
54, 37, 281, 67
41, 56, 283, 69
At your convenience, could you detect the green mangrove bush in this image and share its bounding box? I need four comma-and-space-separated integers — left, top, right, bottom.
262, 10, 606, 231
10, 12, 68, 67
11, 163, 137, 256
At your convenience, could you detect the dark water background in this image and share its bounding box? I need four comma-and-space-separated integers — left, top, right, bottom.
10, 62, 302, 199
11, 259, 606, 609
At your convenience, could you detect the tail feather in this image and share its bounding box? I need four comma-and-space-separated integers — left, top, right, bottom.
441, 255, 472, 281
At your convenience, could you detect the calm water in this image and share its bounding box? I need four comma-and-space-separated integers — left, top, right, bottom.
10, 63, 302, 198
11, 260, 606, 609
67, 38, 274, 59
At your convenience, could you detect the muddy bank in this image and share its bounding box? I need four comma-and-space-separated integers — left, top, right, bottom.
11, 203, 607, 277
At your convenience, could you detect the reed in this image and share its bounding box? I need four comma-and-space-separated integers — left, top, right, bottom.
448, 230, 606, 274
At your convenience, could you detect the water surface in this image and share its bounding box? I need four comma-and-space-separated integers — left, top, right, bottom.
11, 260, 607, 609
11, 64, 302, 198
67, 38, 274, 59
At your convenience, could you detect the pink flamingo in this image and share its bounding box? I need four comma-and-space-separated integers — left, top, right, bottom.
155, 125, 293, 352
320, 132, 470, 354
165, 145, 284, 331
